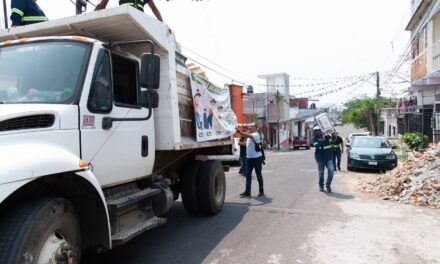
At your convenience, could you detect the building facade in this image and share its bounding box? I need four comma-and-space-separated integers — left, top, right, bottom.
406, 0, 440, 142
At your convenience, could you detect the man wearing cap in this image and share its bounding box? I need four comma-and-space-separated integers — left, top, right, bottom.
313, 126, 334, 192
236, 123, 264, 197
10, 0, 48, 27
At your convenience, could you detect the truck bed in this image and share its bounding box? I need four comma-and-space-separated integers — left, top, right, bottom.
0, 6, 232, 151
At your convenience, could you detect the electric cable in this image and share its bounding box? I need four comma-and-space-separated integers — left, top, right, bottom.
383, 1, 440, 90
185, 55, 246, 85
182, 45, 247, 82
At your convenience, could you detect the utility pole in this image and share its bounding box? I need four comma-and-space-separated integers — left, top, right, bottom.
376, 71, 381, 136
2, 0, 8, 29
276, 90, 281, 151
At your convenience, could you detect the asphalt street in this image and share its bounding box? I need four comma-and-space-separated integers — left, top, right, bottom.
83, 148, 352, 264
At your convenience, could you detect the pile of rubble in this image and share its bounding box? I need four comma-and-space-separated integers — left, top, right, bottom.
361, 143, 440, 208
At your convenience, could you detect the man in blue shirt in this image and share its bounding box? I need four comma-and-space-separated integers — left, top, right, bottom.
236, 123, 264, 197
95, 0, 164, 22
313, 126, 334, 192
10, 0, 48, 27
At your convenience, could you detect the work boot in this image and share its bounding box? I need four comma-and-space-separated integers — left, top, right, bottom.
240, 192, 251, 198
319, 187, 325, 192
326, 186, 332, 193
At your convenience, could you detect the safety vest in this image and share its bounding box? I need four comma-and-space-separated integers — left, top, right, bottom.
119, 0, 150, 12
331, 136, 342, 151
10, 0, 48, 26
313, 138, 334, 161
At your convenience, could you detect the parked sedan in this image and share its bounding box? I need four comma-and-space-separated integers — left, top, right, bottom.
347, 136, 398, 171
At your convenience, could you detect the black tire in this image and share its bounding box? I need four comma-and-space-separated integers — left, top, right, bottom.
197, 160, 226, 215
306, 146, 310, 150
0, 197, 81, 264
181, 161, 202, 214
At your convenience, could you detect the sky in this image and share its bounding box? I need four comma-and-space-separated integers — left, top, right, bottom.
0, 0, 411, 107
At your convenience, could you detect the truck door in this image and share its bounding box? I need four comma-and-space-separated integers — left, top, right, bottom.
80, 49, 155, 187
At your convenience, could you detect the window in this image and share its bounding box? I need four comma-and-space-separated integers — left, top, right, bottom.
434, 12, 440, 44
422, 26, 428, 49
112, 54, 139, 106
0, 41, 90, 104
88, 50, 112, 113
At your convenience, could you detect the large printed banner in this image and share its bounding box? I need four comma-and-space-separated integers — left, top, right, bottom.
190, 72, 237, 142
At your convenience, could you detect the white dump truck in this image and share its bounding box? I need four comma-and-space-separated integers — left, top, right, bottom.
0, 6, 234, 263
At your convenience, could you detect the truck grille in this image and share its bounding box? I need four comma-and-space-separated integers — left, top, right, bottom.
359, 154, 387, 160
0, 114, 55, 132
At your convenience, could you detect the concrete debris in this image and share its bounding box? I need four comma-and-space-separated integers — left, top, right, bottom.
361, 144, 440, 208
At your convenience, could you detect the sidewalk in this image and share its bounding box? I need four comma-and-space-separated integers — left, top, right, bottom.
308, 171, 440, 264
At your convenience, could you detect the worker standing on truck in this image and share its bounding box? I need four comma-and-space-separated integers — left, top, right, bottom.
94, 0, 164, 22
331, 131, 343, 171
312, 126, 334, 192
10, 0, 48, 27
236, 123, 265, 197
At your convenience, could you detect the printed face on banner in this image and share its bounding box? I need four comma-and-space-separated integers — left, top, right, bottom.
190, 72, 237, 142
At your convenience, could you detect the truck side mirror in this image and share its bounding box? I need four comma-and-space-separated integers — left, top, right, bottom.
140, 90, 159, 108
140, 53, 160, 89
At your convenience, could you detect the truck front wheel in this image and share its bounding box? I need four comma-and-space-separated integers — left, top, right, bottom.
197, 160, 226, 214
0, 197, 81, 264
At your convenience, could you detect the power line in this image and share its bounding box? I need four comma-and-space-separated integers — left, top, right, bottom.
306, 76, 372, 98
181, 45, 247, 83
383, 0, 440, 90
184, 54, 245, 85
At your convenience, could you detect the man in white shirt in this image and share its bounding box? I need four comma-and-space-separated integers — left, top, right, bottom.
235, 123, 264, 197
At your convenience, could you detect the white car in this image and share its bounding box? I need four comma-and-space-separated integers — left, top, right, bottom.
346, 132, 370, 146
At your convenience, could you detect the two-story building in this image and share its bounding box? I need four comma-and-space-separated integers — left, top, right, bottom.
406, 0, 440, 142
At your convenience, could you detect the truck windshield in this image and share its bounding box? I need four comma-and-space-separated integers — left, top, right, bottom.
0, 41, 89, 104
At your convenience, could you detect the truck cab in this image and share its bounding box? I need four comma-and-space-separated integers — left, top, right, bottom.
0, 6, 230, 263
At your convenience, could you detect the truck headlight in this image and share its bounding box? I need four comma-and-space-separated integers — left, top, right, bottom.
350, 153, 360, 159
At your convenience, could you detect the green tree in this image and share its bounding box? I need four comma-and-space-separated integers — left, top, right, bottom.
341, 96, 395, 134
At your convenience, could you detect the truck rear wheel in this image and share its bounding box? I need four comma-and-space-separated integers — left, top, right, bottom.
0, 197, 81, 264
197, 160, 226, 215
181, 161, 202, 214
